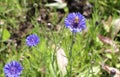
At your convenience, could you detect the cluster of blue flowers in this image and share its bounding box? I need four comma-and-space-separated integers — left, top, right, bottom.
3, 12, 86, 77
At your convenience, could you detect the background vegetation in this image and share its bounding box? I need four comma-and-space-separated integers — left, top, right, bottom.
0, 0, 120, 77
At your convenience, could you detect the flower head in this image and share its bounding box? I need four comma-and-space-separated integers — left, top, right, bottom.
26, 34, 40, 47
4, 61, 23, 77
64, 12, 86, 32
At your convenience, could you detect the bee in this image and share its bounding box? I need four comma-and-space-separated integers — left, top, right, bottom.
74, 16, 79, 23
71, 16, 79, 28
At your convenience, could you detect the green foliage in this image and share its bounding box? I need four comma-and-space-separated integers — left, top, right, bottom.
0, 0, 120, 77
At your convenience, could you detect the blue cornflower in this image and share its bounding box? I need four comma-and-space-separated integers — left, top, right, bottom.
26, 34, 40, 47
64, 12, 86, 32
4, 61, 23, 77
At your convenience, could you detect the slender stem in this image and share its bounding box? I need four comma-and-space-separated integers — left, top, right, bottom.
0, 23, 5, 47
89, 51, 94, 77
50, 29, 57, 77
69, 32, 75, 77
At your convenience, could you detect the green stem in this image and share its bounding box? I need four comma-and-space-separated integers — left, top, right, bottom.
69, 32, 75, 77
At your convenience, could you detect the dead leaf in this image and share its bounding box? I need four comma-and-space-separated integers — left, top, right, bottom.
111, 18, 120, 39
104, 49, 112, 53
102, 16, 112, 32
98, 35, 113, 45
56, 48, 68, 76
54, 0, 65, 3
98, 35, 119, 53
45, 0, 67, 9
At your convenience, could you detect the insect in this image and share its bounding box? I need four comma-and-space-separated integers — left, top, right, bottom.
74, 16, 79, 24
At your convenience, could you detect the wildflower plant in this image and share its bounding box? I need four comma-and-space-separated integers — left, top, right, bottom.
4, 61, 23, 77
26, 34, 40, 47
64, 12, 86, 76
